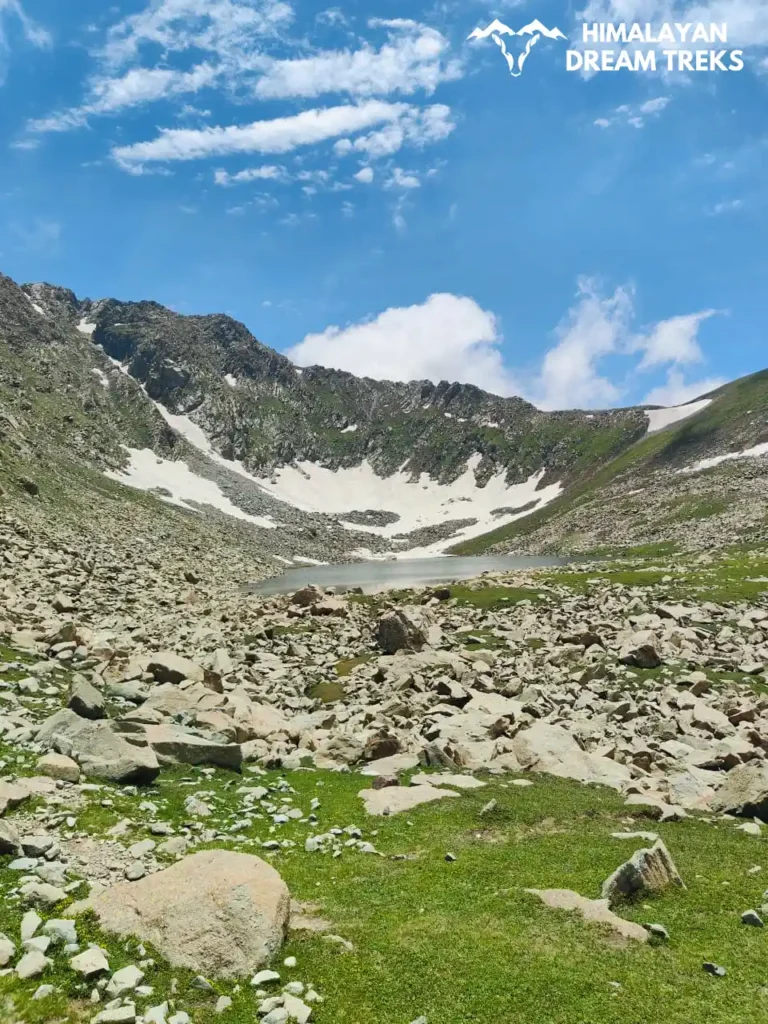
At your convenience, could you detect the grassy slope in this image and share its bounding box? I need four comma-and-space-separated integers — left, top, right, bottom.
450, 370, 768, 556
3, 764, 768, 1024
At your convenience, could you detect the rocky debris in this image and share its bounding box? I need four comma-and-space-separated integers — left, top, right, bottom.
0, 819, 20, 854
526, 889, 649, 943
601, 840, 685, 903
68, 850, 290, 978
144, 652, 205, 686
512, 722, 631, 791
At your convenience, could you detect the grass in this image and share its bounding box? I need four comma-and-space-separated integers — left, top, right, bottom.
334, 653, 376, 677
4, 766, 768, 1023
449, 585, 545, 610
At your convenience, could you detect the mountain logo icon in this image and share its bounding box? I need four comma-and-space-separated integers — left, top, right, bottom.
468, 19, 567, 78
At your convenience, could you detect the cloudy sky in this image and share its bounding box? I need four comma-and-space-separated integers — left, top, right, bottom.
0, 0, 766, 410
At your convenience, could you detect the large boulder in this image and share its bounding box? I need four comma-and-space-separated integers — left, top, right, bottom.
710, 763, 768, 820
512, 722, 631, 791
35, 710, 159, 785
376, 609, 427, 655
144, 652, 205, 685
601, 839, 684, 904
68, 850, 289, 979
68, 680, 107, 721
144, 724, 242, 770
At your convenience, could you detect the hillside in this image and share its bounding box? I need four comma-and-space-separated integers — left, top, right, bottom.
0, 271, 766, 570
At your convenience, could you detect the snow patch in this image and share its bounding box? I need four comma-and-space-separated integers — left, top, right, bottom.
645, 398, 711, 434
91, 368, 110, 389
255, 454, 563, 555
25, 294, 46, 317
104, 448, 277, 529
340, 424, 358, 433
273, 555, 294, 565
682, 442, 768, 474
77, 317, 97, 336
224, 374, 238, 387
292, 555, 329, 565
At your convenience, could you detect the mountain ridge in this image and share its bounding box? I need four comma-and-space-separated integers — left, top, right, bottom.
0, 270, 765, 567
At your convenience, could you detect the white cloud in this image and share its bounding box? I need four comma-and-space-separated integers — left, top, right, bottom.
530, 279, 634, 409
594, 96, 670, 129
0, 0, 51, 84
286, 293, 519, 394
101, 0, 293, 68
354, 166, 374, 183
333, 104, 454, 159
709, 198, 743, 214
643, 368, 727, 406
284, 280, 724, 408
214, 164, 285, 185
385, 167, 420, 189
253, 21, 462, 99
634, 309, 718, 368
112, 100, 409, 169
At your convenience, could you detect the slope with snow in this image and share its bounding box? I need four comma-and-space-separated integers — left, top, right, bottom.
645, 398, 711, 434
682, 442, 768, 474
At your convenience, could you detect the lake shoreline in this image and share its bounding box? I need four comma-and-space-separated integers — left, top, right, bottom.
248, 553, 569, 597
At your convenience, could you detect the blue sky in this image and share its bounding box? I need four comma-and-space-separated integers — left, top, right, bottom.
0, 0, 766, 409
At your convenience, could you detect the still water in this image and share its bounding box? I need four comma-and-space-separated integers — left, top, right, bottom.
250, 554, 568, 596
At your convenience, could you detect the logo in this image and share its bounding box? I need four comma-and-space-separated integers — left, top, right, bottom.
467, 19, 567, 77
469, 18, 744, 76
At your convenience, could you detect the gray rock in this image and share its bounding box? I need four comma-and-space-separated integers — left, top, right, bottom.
70, 947, 110, 976
35, 709, 160, 785
37, 751, 81, 783
710, 763, 768, 821
68, 679, 107, 720
376, 609, 427, 654
68, 850, 290, 979
0, 819, 20, 854
0, 934, 16, 967
601, 840, 685, 904
15, 950, 51, 979
742, 909, 764, 927
145, 652, 205, 685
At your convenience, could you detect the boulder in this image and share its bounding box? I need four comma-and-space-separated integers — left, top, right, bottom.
68, 680, 107, 720
68, 850, 289, 979
710, 763, 768, 821
37, 752, 81, 783
36, 710, 160, 785
144, 652, 205, 685
0, 780, 33, 817
0, 819, 20, 854
620, 644, 662, 669
144, 724, 242, 770
512, 722, 631, 791
601, 839, 684, 903
290, 586, 322, 608
376, 609, 427, 655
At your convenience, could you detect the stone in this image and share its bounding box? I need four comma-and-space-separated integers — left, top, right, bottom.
15, 950, 51, 978
0, 819, 20, 854
376, 610, 427, 655
33, 984, 55, 1000
359, 753, 420, 777
290, 585, 322, 608
0, 780, 31, 817
646, 923, 670, 940
68, 679, 107, 720
410, 773, 485, 790
21, 910, 42, 941
42, 919, 78, 946
36, 710, 160, 785
106, 965, 145, 996
512, 722, 631, 791
145, 724, 242, 770
69, 850, 290, 979
37, 751, 81, 783
742, 909, 764, 927
252, 970, 281, 985
601, 840, 685, 904
145, 652, 205, 685
620, 644, 662, 669
283, 993, 312, 1023
70, 947, 110, 976
215, 996, 233, 1013
0, 934, 16, 967
710, 763, 768, 821
703, 962, 727, 977
358, 784, 460, 817
93, 1004, 137, 1023
526, 889, 648, 943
